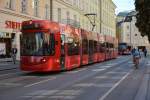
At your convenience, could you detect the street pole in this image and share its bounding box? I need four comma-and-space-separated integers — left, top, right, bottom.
130, 20, 132, 46
129, 16, 132, 47
50, 0, 53, 21
99, 0, 102, 33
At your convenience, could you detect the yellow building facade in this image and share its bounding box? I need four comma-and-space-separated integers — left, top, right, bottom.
0, 0, 116, 60
0, 0, 51, 60
101, 0, 116, 37
52, 0, 101, 33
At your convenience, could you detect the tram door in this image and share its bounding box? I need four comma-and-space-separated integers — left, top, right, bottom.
60, 34, 66, 70
88, 40, 93, 63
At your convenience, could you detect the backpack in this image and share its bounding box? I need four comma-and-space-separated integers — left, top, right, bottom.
133, 49, 140, 57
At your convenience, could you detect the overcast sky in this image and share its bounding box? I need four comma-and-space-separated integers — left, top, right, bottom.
112, 0, 135, 14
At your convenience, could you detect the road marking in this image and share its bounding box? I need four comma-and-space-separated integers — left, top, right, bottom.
99, 71, 131, 100
74, 83, 114, 88
22, 89, 82, 100
106, 63, 117, 66
49, 95, 75, 99
100, 65, 112, 68
66, 68, 87, 74
0, 82, 21, 87
24, 77, 56, 87
95, 76, 108, 79
95, 76, 123, 80
92, 68, 105, 72
0, 63, 12, 66
23, 90, 59, 97
0, 76, 36, 83
74, 83, 93, 87
107, 71, 127, 74
0, 72, 21, 77
110, 76, 123, 80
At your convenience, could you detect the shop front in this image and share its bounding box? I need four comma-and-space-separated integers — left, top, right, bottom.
0, 12, 26, 60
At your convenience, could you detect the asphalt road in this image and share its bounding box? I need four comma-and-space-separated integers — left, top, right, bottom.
0, 56, 149, 100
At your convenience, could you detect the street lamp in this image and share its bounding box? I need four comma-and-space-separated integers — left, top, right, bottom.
84, 13, 97, 31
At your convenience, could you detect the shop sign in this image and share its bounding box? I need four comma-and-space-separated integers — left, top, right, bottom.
5, 21, 22, 30
0, 43, 6, 55
0, 32, 11, 38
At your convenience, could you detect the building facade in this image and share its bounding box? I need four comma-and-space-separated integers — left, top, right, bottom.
0, 0, 51, 60
116, 11, 129, 43
0, 0, 116, 60
116, 11, 149, 48
101, 0, 116, 37
52, 0, 101, 33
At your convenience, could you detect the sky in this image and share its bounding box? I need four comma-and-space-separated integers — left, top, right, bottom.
112, 0, 135, 14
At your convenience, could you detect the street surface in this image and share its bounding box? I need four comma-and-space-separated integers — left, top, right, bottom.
0, 56, 150, 100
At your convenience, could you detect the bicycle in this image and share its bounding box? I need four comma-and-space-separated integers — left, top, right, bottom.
133, 56, 140, 69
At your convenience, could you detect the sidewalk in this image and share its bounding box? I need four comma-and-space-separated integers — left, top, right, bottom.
0, 58, 19, 71
0, 58, 12, 62
134, 57, 150, 100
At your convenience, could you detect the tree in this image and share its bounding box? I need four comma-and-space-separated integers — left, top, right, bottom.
135, 0, 150, 42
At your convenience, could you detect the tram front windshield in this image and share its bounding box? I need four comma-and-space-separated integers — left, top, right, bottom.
21, 32, 55, 56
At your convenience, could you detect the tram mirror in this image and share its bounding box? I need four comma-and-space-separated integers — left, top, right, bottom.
68, 37, 73, 43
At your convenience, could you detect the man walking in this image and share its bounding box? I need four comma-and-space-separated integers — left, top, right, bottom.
143, 47, 147, 57
11, 47, 17, 64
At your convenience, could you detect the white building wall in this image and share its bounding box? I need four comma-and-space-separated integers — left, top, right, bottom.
120, 16, 149, 47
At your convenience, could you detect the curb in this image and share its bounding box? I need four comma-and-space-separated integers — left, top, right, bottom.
134, 58, 150, 100
0, 58, 12, 63
0, 67, 17, 71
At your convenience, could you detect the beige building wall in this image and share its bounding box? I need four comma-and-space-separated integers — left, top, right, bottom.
0, 0, 51, 60
120, 16, 149, 47
101, 0, 116, 37
52, 0, 100, 33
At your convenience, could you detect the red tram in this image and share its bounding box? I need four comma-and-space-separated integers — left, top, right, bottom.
20, 20, 118, 72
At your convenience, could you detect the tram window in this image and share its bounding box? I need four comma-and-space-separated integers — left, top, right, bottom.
94, 41, 98, 53
21, 32, 55, 56
82, 39, 88, 54
99, 43, 104, 53
67, 37, 79, 56
89, 40, 94, 54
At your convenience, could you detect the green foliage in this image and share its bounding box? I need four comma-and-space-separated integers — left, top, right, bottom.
135, 0, 150, 42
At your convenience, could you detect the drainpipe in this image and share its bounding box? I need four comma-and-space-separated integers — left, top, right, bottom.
50, 0, 53, 21
99, 0, 102, 34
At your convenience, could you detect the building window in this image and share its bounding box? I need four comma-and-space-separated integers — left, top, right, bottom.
127, 25, 129, 30
6, 0, 15, 10
45, 4, 49, 19
21, 0, 27, 13
66, 11, 70, 24
73, 15, 77, 26
58, 8, 61, 22
34, 0, 39, 17
73, 0, 76, 5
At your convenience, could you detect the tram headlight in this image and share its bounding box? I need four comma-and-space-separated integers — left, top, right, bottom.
41, 58, 46, 62
56, 59, 60, 63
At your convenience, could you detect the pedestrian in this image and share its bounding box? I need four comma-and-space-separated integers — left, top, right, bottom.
143, 47, 147, 57
11, 47, 17, 64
